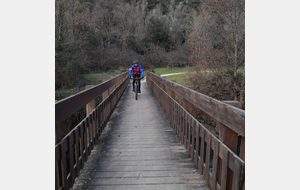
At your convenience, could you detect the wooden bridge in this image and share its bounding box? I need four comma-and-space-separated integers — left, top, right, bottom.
55, 71, 245, 190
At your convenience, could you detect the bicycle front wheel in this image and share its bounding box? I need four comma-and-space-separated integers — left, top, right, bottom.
135, 90, 138, 100
134, 84, 138, 100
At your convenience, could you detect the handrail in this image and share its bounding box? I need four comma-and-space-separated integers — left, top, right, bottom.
147, 71, 245, 190
55, 72, 128, 126
147, 71, 245, 137
55, 72, 129, 190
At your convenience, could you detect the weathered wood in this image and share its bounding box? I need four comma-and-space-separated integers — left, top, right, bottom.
190, 118, 195, 160
74, 126, 80, 177
55, 123, 61, 144
219, 123, 238, 154
240, 137, 245, 161
61, 138, 68, 189
161, 83, 166, 92
240, 163, 245, 190
204, 132, 211, 185
217, 156, 222, 187
232, 159, 242, 190
222, 100, 242, 109
56, 76, 129, 190
84, 119, 90, 160
169, 89, 176, 99
147, 72, 245, 137
183, 98, 194, 116
184, 113, 188, 149
177, 104, 180, 137
189, 116, 193, 154
55, 72, 128, 126
194, 122, 199, 166
94, 110, 99, 140
146, 73, 245, 190
227, 167, 234, 190
220, 148, 228, 190
180, 108, 184, 144
55, 144, 61, 190
72, 79, 211, 190
68, 131, 75, 184
199, 124, 205, 174
78, 123, 84, 169
228, 151, 242, 187
89, 115, 94, 151
210, 137, 219, 190
85, 85, 96, 115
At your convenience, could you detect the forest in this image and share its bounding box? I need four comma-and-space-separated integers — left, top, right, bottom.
55, 0, 245, 105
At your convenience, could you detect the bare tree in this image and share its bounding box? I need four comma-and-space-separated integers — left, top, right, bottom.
187, 0, 245, 103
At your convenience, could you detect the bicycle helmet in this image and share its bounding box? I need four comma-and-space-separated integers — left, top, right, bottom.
133, 60, 138, 64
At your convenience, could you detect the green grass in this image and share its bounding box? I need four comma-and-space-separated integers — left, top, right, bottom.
56, 70, 122, 101
153, 67, 188, 75
165, 74, 187, 86
84, 70, 121, 84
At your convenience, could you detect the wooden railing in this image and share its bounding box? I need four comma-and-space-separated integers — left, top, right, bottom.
55, 72, 129, 190
147, 71, 245, 190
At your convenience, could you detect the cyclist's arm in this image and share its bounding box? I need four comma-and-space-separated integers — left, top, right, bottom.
128, 65, 134, 78
139, 65, 145, 78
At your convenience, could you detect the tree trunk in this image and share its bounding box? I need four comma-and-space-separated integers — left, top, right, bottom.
233, 37, 238, 101
58, 2, 64, 42
71, 0, 76, 40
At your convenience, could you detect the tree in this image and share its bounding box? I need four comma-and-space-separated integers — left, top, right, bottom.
187, 0, 245, 104
55, 0, 203, 90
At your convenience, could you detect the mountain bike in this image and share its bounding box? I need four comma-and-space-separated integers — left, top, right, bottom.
130, 77, 142, 100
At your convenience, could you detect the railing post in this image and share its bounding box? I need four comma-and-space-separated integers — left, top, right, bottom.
85, 85, 95, 149
102, 80, 109, 100
183, 98, 194, 116
85, 85, 96, 115
147, 71, 245, 190
161, 83, 166, 92
240, 137, 245, 161
55, 72, 129, 190
219, 123, 238, 154
169, 89, 176, 99
55, 123, 61, 144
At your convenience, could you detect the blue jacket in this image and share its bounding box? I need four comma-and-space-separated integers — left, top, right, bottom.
129, 64, 145, 78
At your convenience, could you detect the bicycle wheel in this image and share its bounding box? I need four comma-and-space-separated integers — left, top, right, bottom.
134, 84, 138, 100
135, 88, 138, 100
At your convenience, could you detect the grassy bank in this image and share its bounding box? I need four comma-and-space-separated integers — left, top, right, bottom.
165, 74, 187, 86
55, 67, 189, 100
56, 70, 122, 101
84, 70, 121, 85
153, 67, 188, 75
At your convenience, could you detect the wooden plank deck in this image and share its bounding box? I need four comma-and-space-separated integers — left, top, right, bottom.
72, 80, 210, 190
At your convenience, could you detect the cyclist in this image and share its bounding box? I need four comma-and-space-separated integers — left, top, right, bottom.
129, 60, 145, 93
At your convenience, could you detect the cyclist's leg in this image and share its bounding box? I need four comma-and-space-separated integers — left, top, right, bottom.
132, 77, 135, 91
138, 78, 141, 93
